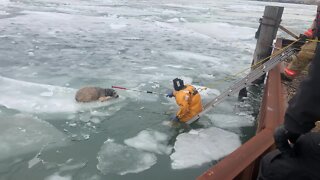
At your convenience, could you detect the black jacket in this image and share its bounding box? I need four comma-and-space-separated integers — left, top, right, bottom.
284, 42, 320, 134
258, 42, 320, 180
258, 132, 320, 180
294, 132, 320, 176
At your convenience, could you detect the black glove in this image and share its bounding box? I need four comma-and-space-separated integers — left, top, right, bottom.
170, 115, 180, 122
299, 34, 308, 42
166, 90, 174, 98
274, 125, 300, 157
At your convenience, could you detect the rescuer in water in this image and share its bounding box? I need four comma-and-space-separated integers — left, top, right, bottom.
258, 15, 320, 179
282, 19, 317, 81
166, 78, 203, 123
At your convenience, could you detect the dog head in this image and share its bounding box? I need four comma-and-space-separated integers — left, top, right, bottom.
105, 88, 119, 98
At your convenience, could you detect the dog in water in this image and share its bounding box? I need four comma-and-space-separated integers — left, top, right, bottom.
75, 87, 119, 103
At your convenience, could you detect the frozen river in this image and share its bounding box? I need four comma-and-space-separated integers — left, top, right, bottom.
0, 0, 316, 179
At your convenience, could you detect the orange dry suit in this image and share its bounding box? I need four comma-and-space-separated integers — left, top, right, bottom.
173, 85, 203, 123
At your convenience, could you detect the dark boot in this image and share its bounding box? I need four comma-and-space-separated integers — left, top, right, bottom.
281, 73, 293, 82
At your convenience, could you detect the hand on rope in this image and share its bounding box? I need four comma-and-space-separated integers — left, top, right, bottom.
299, 34, 308, 42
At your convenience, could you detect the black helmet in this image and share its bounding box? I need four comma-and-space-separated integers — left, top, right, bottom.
173, 78, 184, 91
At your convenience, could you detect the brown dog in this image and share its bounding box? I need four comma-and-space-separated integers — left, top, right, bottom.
75, 87, 119, 103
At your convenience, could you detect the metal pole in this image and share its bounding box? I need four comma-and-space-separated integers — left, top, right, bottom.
279, 24, 299, 39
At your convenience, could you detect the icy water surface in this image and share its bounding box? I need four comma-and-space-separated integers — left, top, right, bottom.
0, 0, 316, 179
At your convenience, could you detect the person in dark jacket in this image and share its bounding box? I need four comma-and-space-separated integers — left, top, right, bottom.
257, 21, 320, 179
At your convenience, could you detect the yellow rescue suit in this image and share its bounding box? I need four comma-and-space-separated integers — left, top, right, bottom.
174, 85, 203, 123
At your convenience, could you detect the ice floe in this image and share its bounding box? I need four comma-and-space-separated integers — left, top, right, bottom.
44, 172, 72, 180
170, 127, 241, 169
0, 113, 68, 161
206, 113, 254, 128
124, 129, 172, 155
97, 141, 156, 175
0, 76, 124, 113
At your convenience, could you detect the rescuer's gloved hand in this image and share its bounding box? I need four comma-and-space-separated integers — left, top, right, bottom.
166, 90, 174, 98
274, 125, 300, 157
299, 34, 308, 42
170, 115, 180, 122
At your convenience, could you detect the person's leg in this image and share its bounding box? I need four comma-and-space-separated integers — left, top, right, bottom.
284, 41, 317, 80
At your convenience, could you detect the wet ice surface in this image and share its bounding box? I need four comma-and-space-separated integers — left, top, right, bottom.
0, 0, 316, 179
44, 173, 72, 180
0, 113, 68, 161
171, 127, 241, 169
124, 129, 173, 155
0, 76, 126, 113
97, 140, 157, 175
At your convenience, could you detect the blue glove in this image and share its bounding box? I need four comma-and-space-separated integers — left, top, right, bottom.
166, 90, 174, 98
171, 115, 180, 122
